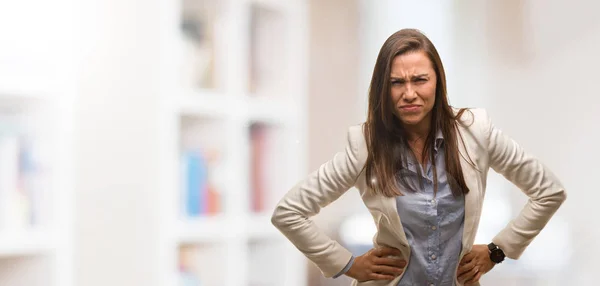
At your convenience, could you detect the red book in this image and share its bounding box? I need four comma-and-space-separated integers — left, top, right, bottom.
206, 184, 220, 214
250, 124, 266, 212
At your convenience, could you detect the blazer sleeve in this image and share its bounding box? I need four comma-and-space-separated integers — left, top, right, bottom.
481, 109, 567, 259
271, 125, 365, 278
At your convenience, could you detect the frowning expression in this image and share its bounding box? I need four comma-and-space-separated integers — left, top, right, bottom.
389, 51, 437, 128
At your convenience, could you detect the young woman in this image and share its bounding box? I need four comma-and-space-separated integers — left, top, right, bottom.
271, 28, 566, 286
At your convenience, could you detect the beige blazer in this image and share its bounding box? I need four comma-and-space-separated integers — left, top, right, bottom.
271, 108, 567, 286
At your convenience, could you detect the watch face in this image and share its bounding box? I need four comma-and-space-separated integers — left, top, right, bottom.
491, 249, 505, 263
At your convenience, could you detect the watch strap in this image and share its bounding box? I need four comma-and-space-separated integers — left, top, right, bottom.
487, 242, 505, 264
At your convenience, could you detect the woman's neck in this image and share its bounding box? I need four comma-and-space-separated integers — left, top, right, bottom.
405, 128, 428, 143
404, 117, 431, 144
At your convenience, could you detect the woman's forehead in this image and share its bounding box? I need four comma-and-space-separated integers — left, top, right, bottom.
390, 52, 434, 76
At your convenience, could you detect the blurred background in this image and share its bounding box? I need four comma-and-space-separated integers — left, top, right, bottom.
0, 0, 595, 285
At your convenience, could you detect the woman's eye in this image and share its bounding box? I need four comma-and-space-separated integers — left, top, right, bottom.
415, 78, 427, 83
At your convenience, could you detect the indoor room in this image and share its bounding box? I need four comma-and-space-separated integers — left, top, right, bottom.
0, 0, 595, 285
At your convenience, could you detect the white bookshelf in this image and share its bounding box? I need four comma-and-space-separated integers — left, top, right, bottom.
0, 84, 74, 286
0, 1, 75, 285
0, 65, 74, 286
158, 0, 309, 285
0, 229, 56, 257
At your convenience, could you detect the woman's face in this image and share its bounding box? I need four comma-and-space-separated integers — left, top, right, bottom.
389, 50, 437, 128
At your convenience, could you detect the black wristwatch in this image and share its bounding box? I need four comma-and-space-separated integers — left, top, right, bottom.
487, 242, 505, 264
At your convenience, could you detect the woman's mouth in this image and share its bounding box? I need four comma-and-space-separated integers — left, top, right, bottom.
399, 105, 421, 112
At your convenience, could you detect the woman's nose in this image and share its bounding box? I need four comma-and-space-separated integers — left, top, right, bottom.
403, 85, 417, 101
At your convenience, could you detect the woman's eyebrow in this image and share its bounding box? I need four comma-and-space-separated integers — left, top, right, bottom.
412, 73, 429, 78
390, 74, 429, 80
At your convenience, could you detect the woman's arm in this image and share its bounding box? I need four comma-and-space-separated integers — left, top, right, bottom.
482, 110, 567, 259
271, 125, 365, 278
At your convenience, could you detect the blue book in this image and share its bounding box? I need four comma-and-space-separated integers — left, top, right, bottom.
183, 151, 208, 216
179, 270, 201, 286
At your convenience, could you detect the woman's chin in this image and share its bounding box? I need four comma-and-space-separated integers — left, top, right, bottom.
399, 116, 423, 126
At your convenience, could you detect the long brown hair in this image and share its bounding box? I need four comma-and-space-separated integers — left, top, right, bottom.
364, 28, 473, 198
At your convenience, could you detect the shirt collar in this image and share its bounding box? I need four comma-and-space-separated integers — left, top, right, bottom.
404, 129, 444, 168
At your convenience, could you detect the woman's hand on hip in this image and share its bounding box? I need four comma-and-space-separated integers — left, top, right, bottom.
346, 246, 407, 282
457, 244, 495, 285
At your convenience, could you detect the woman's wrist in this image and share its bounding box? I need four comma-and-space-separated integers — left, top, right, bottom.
345, 257, 359, 279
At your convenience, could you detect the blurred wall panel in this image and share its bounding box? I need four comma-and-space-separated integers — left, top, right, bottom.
484, 0, 534, 67
74, 0, 162, 285
308, 0, 362, 173
454, 1, 599, 284
482, 1, 600, 284
307, 0, 363, 285
358, 0, 457, 108
307, 0, 364, 226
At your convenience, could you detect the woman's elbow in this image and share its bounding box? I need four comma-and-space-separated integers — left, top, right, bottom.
271, 200, 310, 232
544, 188, 567, 209
556, 189, 567, 204
271, 203, 294, 230
271, 204, 285, 229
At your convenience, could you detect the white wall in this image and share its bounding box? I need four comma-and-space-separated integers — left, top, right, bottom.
306, 1, 363, 284
358, 0, 458, 112
74, 0, 162, 285
307, 0, 363, 227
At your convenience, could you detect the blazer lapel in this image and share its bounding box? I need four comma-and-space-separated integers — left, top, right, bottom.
460, 161, 480, 248
457, 132, 482, 254
380, 195, 409, 247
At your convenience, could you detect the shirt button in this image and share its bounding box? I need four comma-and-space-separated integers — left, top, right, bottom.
431, 254, 437, 260
431, 225, 437, 230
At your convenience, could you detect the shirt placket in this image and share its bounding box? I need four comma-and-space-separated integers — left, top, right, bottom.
425, 169, 440, 285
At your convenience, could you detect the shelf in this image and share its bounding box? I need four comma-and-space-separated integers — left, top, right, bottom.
172, 91, 298, 126
246, 213, 279, 240
174, 89, 231, 118
249, 0, 290, 12
176, 214, 284, 244
0, 91, 54, 114
245, 97, 297, 125
0, 82, 56, 99
247, 238, 289, 286
178, 242, 228, 286
176, 215, 232, 244
0, 228, 56, 258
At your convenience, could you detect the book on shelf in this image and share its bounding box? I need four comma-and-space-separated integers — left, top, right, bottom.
181, 148, 221, 217
249, 124, 266, 213
248, 4, 288, 97
0, 130, 49, 231
250, 123, 285, 214
180, 0, 218, 90
179, 245, 202, 286
179, 270, 201, 286
178, 244, 226, 286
